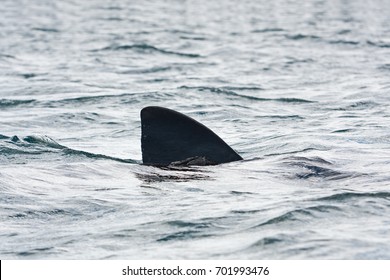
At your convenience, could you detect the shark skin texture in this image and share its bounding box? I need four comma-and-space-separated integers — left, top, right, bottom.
141, 106, 242, 167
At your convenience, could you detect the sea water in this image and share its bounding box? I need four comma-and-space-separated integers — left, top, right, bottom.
1, 0, 390, 259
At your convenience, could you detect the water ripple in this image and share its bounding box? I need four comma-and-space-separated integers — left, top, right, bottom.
1, 0, 389, 260
179, 86, 315, 103
0, 99, 36, 108
317, 192, 390, 202
94, 43, 202, 58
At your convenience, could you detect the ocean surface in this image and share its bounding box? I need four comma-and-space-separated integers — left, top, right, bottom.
1, 0, 390, 259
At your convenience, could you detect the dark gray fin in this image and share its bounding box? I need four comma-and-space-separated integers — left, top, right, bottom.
141, 106, 243, 166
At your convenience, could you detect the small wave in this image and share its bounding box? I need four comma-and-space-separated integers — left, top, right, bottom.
265, 147, 326, 157
0, 135, 63, 157
135, 170, 210, 183
252, 28, 285, 33
295, 168, 351, 180
46, 91, 171, 106
95, 43, 201, 58
108, 229, 136, 239
285, 35, 360, 46
276, 98, 313, 103
317, 192, 390, 202
100, 6, 122, 10
336, 29, 351, 35
32, 27, 60, 33
120, 66, 171, 74
231, 209, 263, 215
179, 85, 264, 101
0, 134, 137, 164
293, 163, 348, 180
255, 212, 298, 227
288, 156, 332, 165
367, 40, 390, 48
179, 86, 314, 103
23, 135, 65, 149
0, 53, 16, 61
220, 86, 264, 91
334, 100, 379, 111
328, 39, 359, 46
253, 205, 341, 228
283, 156, 354, 180
18, 73, 38, 79
331, 129, 354, 133
105, 17, 123, 21
17, 247, 57, 257
284, 58, 315, 66
180, 36, 206, 41
48, 94, 131, 105
285, 34, 321, 40
9, 209, 75, 219
250, 237, 284, 247
378, 64, 390, 71
0, 99, 36, 108
167, 220, 212, 229
258, 114, 304, 120
157, 230, 213, 242
0, 146, 44, 155
349, 100, 380, 109
62, 148, 136, 164
230, 191, 255, 196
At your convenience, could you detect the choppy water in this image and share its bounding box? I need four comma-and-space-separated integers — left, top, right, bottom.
1, 0, 390, 259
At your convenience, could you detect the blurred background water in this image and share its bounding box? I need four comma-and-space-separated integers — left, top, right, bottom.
1, 0, 390, 259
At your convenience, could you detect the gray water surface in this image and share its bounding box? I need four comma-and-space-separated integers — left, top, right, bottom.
1, 0, 390, 259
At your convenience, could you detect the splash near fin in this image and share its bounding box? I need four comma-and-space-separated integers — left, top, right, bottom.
141, 106, 242, 166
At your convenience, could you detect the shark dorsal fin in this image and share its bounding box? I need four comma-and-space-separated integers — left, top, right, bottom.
141, 106, 242, 166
